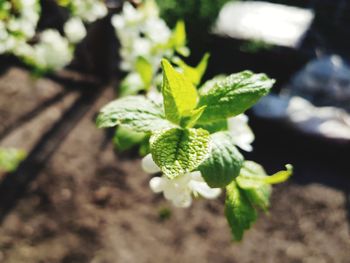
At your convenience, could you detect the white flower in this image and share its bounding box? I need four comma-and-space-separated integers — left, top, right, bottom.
64, 17, 87, 44
228, 114, 255, 152
0, 0, 40, 54
112, 0, 172, 73
142, 154, 222, 208
24, 30, 73, 71
143, 18, 171, 44
71, 0, 107, 23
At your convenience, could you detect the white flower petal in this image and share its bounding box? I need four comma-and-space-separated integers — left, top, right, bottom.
142, 154, 161, 174
228, 114, 255, 152
172, 193, 192, 208
189, 181, 222, 199
64, 17, 87, 44
149, 177, 165, 193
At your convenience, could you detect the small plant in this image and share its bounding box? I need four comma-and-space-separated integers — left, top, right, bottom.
97, 59, 292, 241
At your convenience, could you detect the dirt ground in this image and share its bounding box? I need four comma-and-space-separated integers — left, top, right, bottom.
0, 66, 349, 263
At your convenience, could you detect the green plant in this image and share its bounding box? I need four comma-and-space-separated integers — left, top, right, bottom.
96, 59, 292, 241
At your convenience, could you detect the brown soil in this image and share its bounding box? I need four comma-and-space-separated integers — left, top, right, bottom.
0, 66, 349, 263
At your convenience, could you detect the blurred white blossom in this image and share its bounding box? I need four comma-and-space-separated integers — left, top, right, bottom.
112, 0, 171, 71
64, 17, 87, 44
22, 30, 73, 71
67, 0, 108, 23
142, 154, 221, 208
228, 114, 255, 152
0, 0, 40, 54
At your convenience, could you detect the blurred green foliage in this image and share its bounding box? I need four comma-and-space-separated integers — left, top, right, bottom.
0, 148, 26, 173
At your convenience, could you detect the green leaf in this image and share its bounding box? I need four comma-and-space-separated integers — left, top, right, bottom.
174, 53, 210, 86
96, 96, 174, 132
170, 20, 189, 56
139, 140, 151, 157
236, 161, 292, 211
199, 75, 227, 94
161, 59, 198, 124
150, 127, 210, 178
197, 71, 275, 123
196, 119, 228, 134
180, 106, 206, 128
199, 132, 244, 188
0, 148, 26, 173
244, 184, 271, 212
225, 181, 257, 241
264, 164, 293, 184
113, 126, 147, 152
136, 56, 153, 90
237, 161, 293, 188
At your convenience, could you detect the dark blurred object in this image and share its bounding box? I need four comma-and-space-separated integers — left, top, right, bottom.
289, 55, 350, 111
37, 0, 69, 33
73, 14, 119, 80
156, 0, 231, 28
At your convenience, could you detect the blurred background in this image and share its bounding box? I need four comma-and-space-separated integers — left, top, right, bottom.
0, 0, 349, 262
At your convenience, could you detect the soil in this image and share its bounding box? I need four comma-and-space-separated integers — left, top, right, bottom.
0, 66, 349, 263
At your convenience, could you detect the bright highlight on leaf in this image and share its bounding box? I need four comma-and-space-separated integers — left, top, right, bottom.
161, 59, 198, 124
150, 128, 210, 178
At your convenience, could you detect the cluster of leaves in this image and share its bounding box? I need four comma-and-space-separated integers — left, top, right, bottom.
97, 59, 292, 240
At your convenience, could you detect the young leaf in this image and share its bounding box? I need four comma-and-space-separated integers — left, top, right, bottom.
170, 20, 189, 56
136, 56, 153, 90
180, 106, 206, 128
161, 59, 198, 124
150, 127, 210, 179
237, 161, 293, 188
199, 75, 227, 94
174, 53, 210, 86
113, 126, 147, 152
236, 161, 292, 211
263, 164, 293, 184
225, 181, 257, 241
197, 71, 275, 123
96, 96, 174, 132
199, 132, 244, 188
